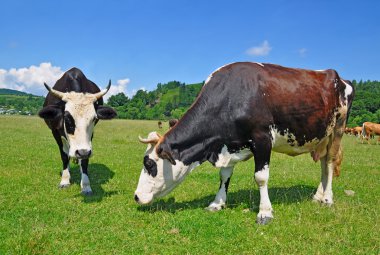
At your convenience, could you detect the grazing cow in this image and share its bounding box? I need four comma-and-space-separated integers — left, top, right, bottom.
344, 127, 352, 135
134, 62, 355, 224
362, 122, 380, 144
351, 126, 362, 137
169, 119, 178, 128
158, 121, 163, 129
38, 68, 117, 195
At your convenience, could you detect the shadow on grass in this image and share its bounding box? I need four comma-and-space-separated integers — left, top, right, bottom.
69, 163, 117, 203
137, 184, 316, 213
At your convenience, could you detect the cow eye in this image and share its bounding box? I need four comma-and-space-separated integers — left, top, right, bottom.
143, 155, 157, 177
64, 111, 76, 135
144, 156, 153, 168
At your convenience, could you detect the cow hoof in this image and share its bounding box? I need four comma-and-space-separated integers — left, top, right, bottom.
205, 202, 225, 212
59, 183, 70, 189
256, 216, 273, 225
81, 190, 93, 196
205, 206, 222, 212
321, 200, 333, 207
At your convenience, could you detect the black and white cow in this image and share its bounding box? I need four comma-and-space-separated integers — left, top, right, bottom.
135, 62, 354, 224
39, 68, 117, 195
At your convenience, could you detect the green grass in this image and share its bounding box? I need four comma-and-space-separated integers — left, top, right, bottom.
0, 115, 379, 254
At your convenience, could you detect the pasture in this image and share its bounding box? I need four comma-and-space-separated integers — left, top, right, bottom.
0, 115, 379, 254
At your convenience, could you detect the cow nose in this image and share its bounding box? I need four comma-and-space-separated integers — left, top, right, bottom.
75, 149, 92, 158
134, 194, 139, 203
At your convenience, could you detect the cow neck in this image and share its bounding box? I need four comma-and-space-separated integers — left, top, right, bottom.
162, 100, 222, 166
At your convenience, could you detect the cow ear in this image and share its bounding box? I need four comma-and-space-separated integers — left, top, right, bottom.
96, 106, 117, 120
161, 151, 176, 165
38, 105, 62, 120
156, 146, 176, 165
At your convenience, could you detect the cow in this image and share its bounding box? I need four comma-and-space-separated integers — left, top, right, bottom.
134, 62, 354, 224
344, 127, 352, 135
351, 126, 362, 137
158, 121, 163, 129
38, 68, 117, 195
362, 122, 380, 144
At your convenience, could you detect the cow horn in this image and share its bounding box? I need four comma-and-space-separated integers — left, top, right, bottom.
93, 80, 111, 100
44, 82, 66, 99
138, 135, 160, 144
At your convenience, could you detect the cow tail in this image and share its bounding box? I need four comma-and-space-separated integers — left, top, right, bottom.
362, 123, 366, 138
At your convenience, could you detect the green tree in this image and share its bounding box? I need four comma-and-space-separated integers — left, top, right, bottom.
107, 93, 129, 107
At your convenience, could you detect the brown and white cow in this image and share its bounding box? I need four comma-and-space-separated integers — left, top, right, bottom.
39, 68, 117, 195
362, 122, 380, 144
134, 62, 354, 224
344, 127, 352, 135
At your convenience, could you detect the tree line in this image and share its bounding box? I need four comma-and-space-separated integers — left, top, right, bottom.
107, 81, 203, 120
0, 80, 379, 126
348, 80, 380, 127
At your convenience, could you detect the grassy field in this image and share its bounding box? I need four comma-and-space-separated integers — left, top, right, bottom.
0, 116, 379, 254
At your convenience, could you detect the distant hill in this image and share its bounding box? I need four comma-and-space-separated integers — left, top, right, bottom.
0, 88, 33, 96
0, 89, 44, 115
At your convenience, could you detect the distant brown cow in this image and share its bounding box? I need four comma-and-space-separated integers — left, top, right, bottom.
362, 122, 380, 144
158, 121, 163, 129
344, 127, 352, 135
351, 126, 362, 137
169, 119, 178, 128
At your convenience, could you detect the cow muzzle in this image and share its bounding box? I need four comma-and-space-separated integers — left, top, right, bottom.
134, 192, 154, 205
75, 149, 92, 159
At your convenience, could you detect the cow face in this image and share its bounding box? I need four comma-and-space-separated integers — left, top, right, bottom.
39, 83, 116, 159
134, 132, 198, 205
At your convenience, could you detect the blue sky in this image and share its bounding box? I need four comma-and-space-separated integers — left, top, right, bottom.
0, 0, 379, 99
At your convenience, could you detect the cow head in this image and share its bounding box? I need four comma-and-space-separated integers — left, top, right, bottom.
134, 132, 199, 205
39, 82, 117, 159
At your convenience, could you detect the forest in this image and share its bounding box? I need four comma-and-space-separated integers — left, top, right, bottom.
348, 80, 380, 127
1, 80, 379, 127
107, 81, 203, 120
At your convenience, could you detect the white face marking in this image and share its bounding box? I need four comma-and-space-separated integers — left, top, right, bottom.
254, 62, 264, 67
134, 132, 200, 205
214, 145, 252, 168
62, 92, 98, 158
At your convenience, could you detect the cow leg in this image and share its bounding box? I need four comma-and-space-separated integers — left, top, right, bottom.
79, 159, 93, 195
206, 166, 233, 211
52, 130, 71, 188
313, 156, 329, 203
313, 154, 334, 205
314, 129, 344, 205
251, 136, 273, 224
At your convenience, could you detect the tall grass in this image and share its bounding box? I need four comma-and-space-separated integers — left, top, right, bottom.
0, 116, 379, 254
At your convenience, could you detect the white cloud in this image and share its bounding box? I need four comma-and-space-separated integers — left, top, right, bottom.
0, 62, 64, 96
103, 78, 131, 102
246, 40, 272, 56
298, 48, 307, 57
